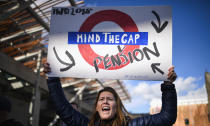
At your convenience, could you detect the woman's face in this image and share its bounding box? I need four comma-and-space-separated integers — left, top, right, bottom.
96, 91, 117, 120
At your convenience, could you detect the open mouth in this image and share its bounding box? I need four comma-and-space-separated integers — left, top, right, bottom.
102, 106, 110, 112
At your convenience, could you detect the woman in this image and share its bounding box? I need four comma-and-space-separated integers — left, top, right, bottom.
44, 63, 177, 126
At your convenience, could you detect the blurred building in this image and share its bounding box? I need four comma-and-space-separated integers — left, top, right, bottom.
205, 72, 210, 121
150, 72, 210, 126
151, 99, 209, 126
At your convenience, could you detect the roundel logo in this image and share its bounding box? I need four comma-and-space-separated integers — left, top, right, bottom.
78, 10, 140, 70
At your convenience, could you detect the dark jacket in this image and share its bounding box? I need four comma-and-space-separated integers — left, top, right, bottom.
47, 77, 177, 126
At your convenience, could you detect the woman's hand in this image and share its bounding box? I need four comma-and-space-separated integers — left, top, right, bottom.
43, 62, 51, 74
167, 66, 177, 83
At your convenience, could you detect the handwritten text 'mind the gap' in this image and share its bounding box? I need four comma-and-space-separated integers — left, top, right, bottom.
68, 32, 148, 45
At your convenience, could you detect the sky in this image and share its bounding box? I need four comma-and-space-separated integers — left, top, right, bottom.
84, 0, 210, 113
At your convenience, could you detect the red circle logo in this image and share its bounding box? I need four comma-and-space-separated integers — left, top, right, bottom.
78, 10, 139, 70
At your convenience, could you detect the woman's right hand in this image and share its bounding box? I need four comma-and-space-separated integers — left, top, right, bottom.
167, 66, 177, 83
43, 62, 51, 74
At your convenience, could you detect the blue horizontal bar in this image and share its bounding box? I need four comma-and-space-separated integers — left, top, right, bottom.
68, 32, 148, 45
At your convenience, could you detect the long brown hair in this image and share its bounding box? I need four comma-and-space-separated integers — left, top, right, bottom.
88, 87, 131, 126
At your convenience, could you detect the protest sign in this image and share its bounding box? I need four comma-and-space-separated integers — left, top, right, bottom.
47, 6, 172, 80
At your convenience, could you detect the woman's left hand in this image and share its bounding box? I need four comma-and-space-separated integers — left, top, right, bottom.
167, 66, 177, 83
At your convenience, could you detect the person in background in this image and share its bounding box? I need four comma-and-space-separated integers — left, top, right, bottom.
70, 102, 79, 111
44, 62, 177, 126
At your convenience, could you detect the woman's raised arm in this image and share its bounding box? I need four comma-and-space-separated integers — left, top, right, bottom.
44, 63, 89, 126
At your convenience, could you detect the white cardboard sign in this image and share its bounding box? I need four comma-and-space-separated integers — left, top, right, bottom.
47, 6, 172, 80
